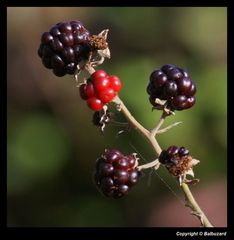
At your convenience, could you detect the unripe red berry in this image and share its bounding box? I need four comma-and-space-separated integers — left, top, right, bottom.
91, 70, 108, 80
98, 87, 116, 103
108, 75, 122, 92
87, 97, 104, 111
93, 76, 110, 92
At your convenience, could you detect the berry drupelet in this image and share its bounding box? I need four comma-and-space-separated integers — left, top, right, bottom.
147, 64, 196, 111
94, 149, 142, 198
38, 20, 91, 77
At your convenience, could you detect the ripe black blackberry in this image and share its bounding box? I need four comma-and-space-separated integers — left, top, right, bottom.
159, 146, 193, 177
147, 64, 196, 111
38, 20, 91, 77
94, 149, 142, 198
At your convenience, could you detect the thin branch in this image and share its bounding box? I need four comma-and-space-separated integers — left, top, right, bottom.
181, 183, 213, 227
137, 159, 159, 171
157, 121, 182, 134
83, 63, 213, 227
150, 111, 167, 137
113, 95, 213, 228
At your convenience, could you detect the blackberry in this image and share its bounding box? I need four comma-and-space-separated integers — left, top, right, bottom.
94, 149, 142, 198
159, 146, 193, 177
38, 20, 91, 77
147, 64, 196, 111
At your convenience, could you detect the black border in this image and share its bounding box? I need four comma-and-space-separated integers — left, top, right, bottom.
3, 0, 232, 239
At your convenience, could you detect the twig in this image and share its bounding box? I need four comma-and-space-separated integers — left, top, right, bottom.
157, 121, 182, 134
84, 63, 213, 227
112, 95, 213, 227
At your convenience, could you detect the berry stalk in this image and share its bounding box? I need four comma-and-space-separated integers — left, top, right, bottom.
112, 96, 213, 228
84, 64, 213, 227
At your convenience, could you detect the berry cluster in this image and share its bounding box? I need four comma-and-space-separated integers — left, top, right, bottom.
38, 20, 90, 77
79, 70, 122, 111
94, 149, 142, 198
147, 64, 196, 110
159, 146, 193, 177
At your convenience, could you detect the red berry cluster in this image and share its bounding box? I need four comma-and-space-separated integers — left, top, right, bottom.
147, 64, 196, 110
79, 70, 122, 111
94, 149, 142, 198
38, 20, 91, 77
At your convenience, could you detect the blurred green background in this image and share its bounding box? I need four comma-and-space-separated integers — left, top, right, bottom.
7, 7, 227, 227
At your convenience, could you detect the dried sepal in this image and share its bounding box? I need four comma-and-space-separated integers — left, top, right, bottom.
92, 105, 114, 133
151, 98, 175, 116
166, 155, 200, 186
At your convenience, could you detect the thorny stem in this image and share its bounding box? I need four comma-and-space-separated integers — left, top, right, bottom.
113, 95, 213, 227
181, 183, 213, 227
84, 63, 213, 227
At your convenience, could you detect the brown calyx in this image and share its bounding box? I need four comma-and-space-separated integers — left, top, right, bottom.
89, 35, 108, 50
166, 155, 193, 177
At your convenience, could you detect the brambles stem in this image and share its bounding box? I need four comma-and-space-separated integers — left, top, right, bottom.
113, 95, 213, 227
181, 183, 213, 227
137, 159, 159, 170
83, 63, 213, 227
157, 121, 182, 134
